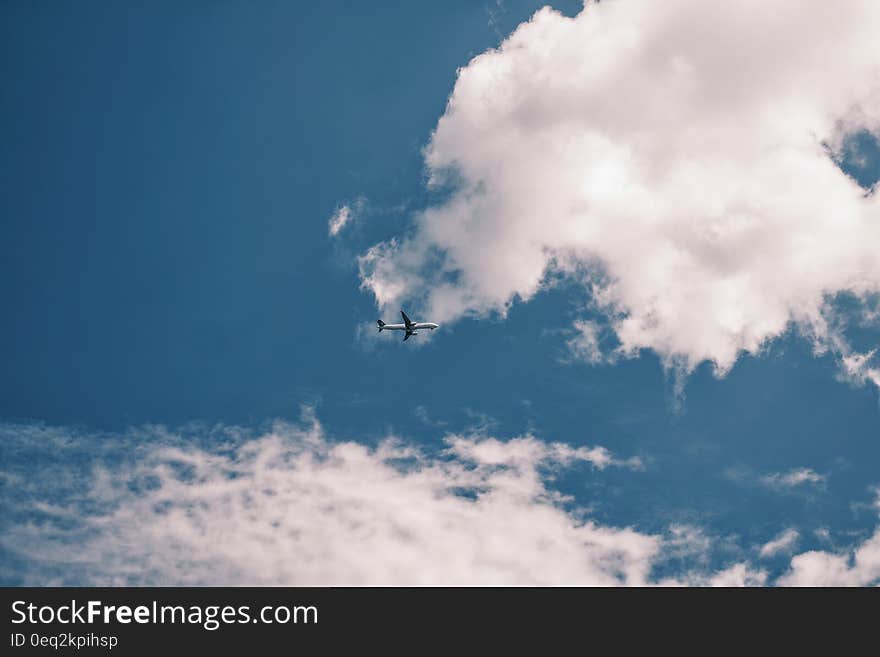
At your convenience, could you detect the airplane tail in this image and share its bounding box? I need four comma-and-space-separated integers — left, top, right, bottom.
377, 320, 385, 332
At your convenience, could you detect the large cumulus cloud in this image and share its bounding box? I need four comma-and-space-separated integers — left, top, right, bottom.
360, 0, 880, 376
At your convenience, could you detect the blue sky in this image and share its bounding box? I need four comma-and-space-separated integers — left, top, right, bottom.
2, 1, 880, 585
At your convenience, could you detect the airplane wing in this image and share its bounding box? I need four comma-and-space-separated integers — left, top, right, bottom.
403, 331, 413, 341
400, 310, 413, 327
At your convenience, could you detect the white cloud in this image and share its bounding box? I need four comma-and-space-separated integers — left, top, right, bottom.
1, 420, 659, 586
761, 468, 826, 490
565, 319, 606, 364
778, 536, 880, 586
359, 0, 880, 379
444, 433, 641, 471
724, 465, 828, 493
328, 200, 364, 237
662, 524, 712, 562
759, 528, 800, 559
654, 525, 769, 586
328, 205, 352, 236
839, 349, 880, 389
3, 420, 877, 586
704, 563, 769, 588
777, 492, 880, 586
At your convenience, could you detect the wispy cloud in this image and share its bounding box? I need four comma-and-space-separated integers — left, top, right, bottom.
839, 349, 880, 389
724, 466, 827, 492
328, 205, 352, 236
760, 468, 826, 490
2, 419, 876, 586
0, 418, 654, 586
759, 529, 800, 558
485, 0, 506, 38
564, 319, 608, 365
328, 198, 365, 237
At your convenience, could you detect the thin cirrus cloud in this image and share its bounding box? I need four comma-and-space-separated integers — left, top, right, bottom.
2, 418, 878, 586
760, 468, 826, 490
327, 205, 352, 236
759, 529, 800, 559
359, 0, 880, 382
723, 466, 827, 493
328, 198, 366, 237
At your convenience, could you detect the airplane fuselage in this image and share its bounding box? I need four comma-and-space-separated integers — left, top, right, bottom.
378, 311, 439, 341
378, 322, 439, 331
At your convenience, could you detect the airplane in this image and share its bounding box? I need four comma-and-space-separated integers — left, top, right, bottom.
377, 310, 439, 341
